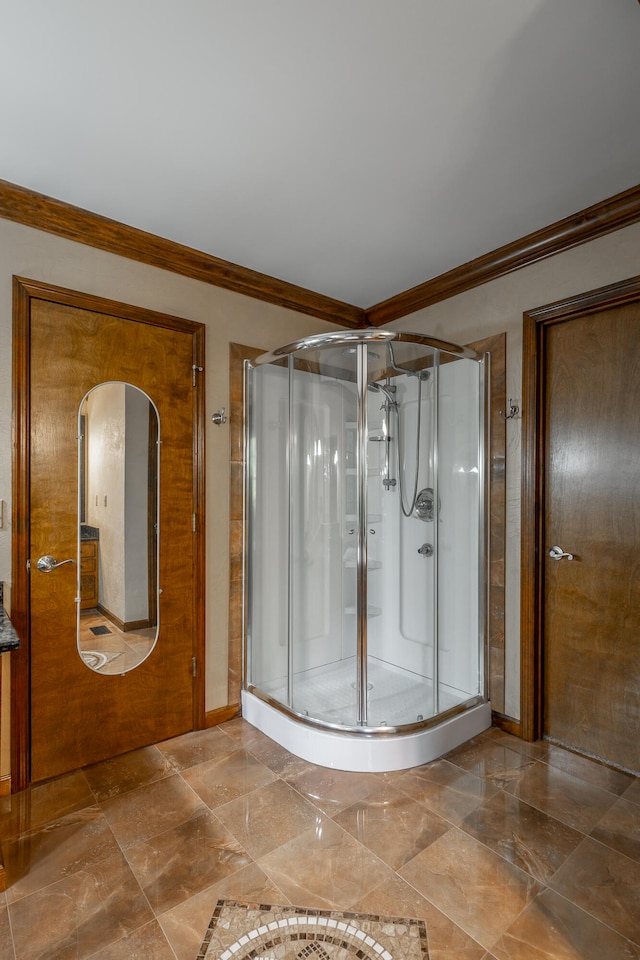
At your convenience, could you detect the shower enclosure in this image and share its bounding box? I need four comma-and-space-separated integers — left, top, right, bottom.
243, 330, 491, 771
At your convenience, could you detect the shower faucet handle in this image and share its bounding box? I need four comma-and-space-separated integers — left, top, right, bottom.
417, 543, 434, 557
415, 487, 436, 522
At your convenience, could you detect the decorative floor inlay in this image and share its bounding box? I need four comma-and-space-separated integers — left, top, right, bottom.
196, 900, 429, 960
80, 649, 123, 670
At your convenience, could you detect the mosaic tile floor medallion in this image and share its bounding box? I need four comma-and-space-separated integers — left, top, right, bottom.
196, 901, 429, 960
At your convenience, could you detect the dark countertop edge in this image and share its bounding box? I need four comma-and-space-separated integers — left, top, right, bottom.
0, 606, 21, 653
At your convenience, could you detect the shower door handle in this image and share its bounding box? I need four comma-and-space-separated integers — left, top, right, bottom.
548, 545, 574, 561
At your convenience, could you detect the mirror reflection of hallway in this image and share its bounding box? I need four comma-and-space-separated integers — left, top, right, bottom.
78, 382, 159, 674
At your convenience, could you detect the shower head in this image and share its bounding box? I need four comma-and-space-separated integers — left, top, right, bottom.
368, 381, 398, 407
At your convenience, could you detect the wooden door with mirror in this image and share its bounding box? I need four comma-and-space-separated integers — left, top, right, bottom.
522, 279, 640, 775
11, 278, 205, 786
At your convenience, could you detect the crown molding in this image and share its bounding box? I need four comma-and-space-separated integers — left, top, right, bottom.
365, 183, 640, 326
0, 179, 364, 329
4, 178, 639, 331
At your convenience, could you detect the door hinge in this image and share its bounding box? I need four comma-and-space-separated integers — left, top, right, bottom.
192, 513, 197, 533
192, 656, 197, 678
192, 364, 203, 387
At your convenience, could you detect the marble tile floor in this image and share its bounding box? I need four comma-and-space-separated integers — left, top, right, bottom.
0, 721, 638, 960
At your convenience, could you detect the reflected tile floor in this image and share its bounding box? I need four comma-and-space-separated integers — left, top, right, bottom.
0, 723, 639, 960
78, 609, 155, 675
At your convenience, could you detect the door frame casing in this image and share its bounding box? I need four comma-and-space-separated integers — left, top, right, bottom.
520, 273, 640, 741
11, 276, 206, 790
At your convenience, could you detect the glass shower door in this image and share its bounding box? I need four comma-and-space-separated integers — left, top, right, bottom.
289, 348, 359, 726
245, 359, 290, 705
364, 341, 439, 729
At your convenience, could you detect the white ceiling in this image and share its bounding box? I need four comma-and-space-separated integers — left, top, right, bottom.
1, 1, 639, 309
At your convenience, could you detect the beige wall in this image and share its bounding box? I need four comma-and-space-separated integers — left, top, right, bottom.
1, 215, 639, 724
387, 220, 640, 719
0, 219, 343, 711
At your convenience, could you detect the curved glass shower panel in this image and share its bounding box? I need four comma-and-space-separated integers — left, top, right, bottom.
365, 341, 439, 728
245, 357, 290, 701
289, 345, 358, 725
437, 354, 484, 711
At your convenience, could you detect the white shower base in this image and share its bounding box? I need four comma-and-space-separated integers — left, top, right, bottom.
243, 656, 491, 772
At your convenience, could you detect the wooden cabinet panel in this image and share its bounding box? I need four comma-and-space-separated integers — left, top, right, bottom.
80, 539, 98, 609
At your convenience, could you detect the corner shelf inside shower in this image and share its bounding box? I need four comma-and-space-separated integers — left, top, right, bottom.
344, 421, 385, 523
344, 605, 382, 617
344, 558, 382, 570
346, 467, 383, 477
345, 420, 391, 477
343, 419, 384, 618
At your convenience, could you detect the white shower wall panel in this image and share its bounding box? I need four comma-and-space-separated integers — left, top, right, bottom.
367, 376, 435, 681
367, 360, 481, 703
290, 373, 347, 676
398, 377, 436, 653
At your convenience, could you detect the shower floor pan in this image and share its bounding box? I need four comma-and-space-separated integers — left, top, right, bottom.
243, 656, 491, 772
258, 656, 468, 727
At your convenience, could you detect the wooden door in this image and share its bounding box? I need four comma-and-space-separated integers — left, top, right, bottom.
12, 281, 205, 784
542, 306, 640, 772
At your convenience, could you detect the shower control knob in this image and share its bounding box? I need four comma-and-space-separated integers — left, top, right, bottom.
415, 488, 436, 522
417, 543, 434, 557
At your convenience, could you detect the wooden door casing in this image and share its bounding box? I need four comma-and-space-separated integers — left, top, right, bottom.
521, 276, 640, 774
11, 278, 205, 787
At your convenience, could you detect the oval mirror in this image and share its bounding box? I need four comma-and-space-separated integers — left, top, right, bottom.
77, 382, 160, 674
